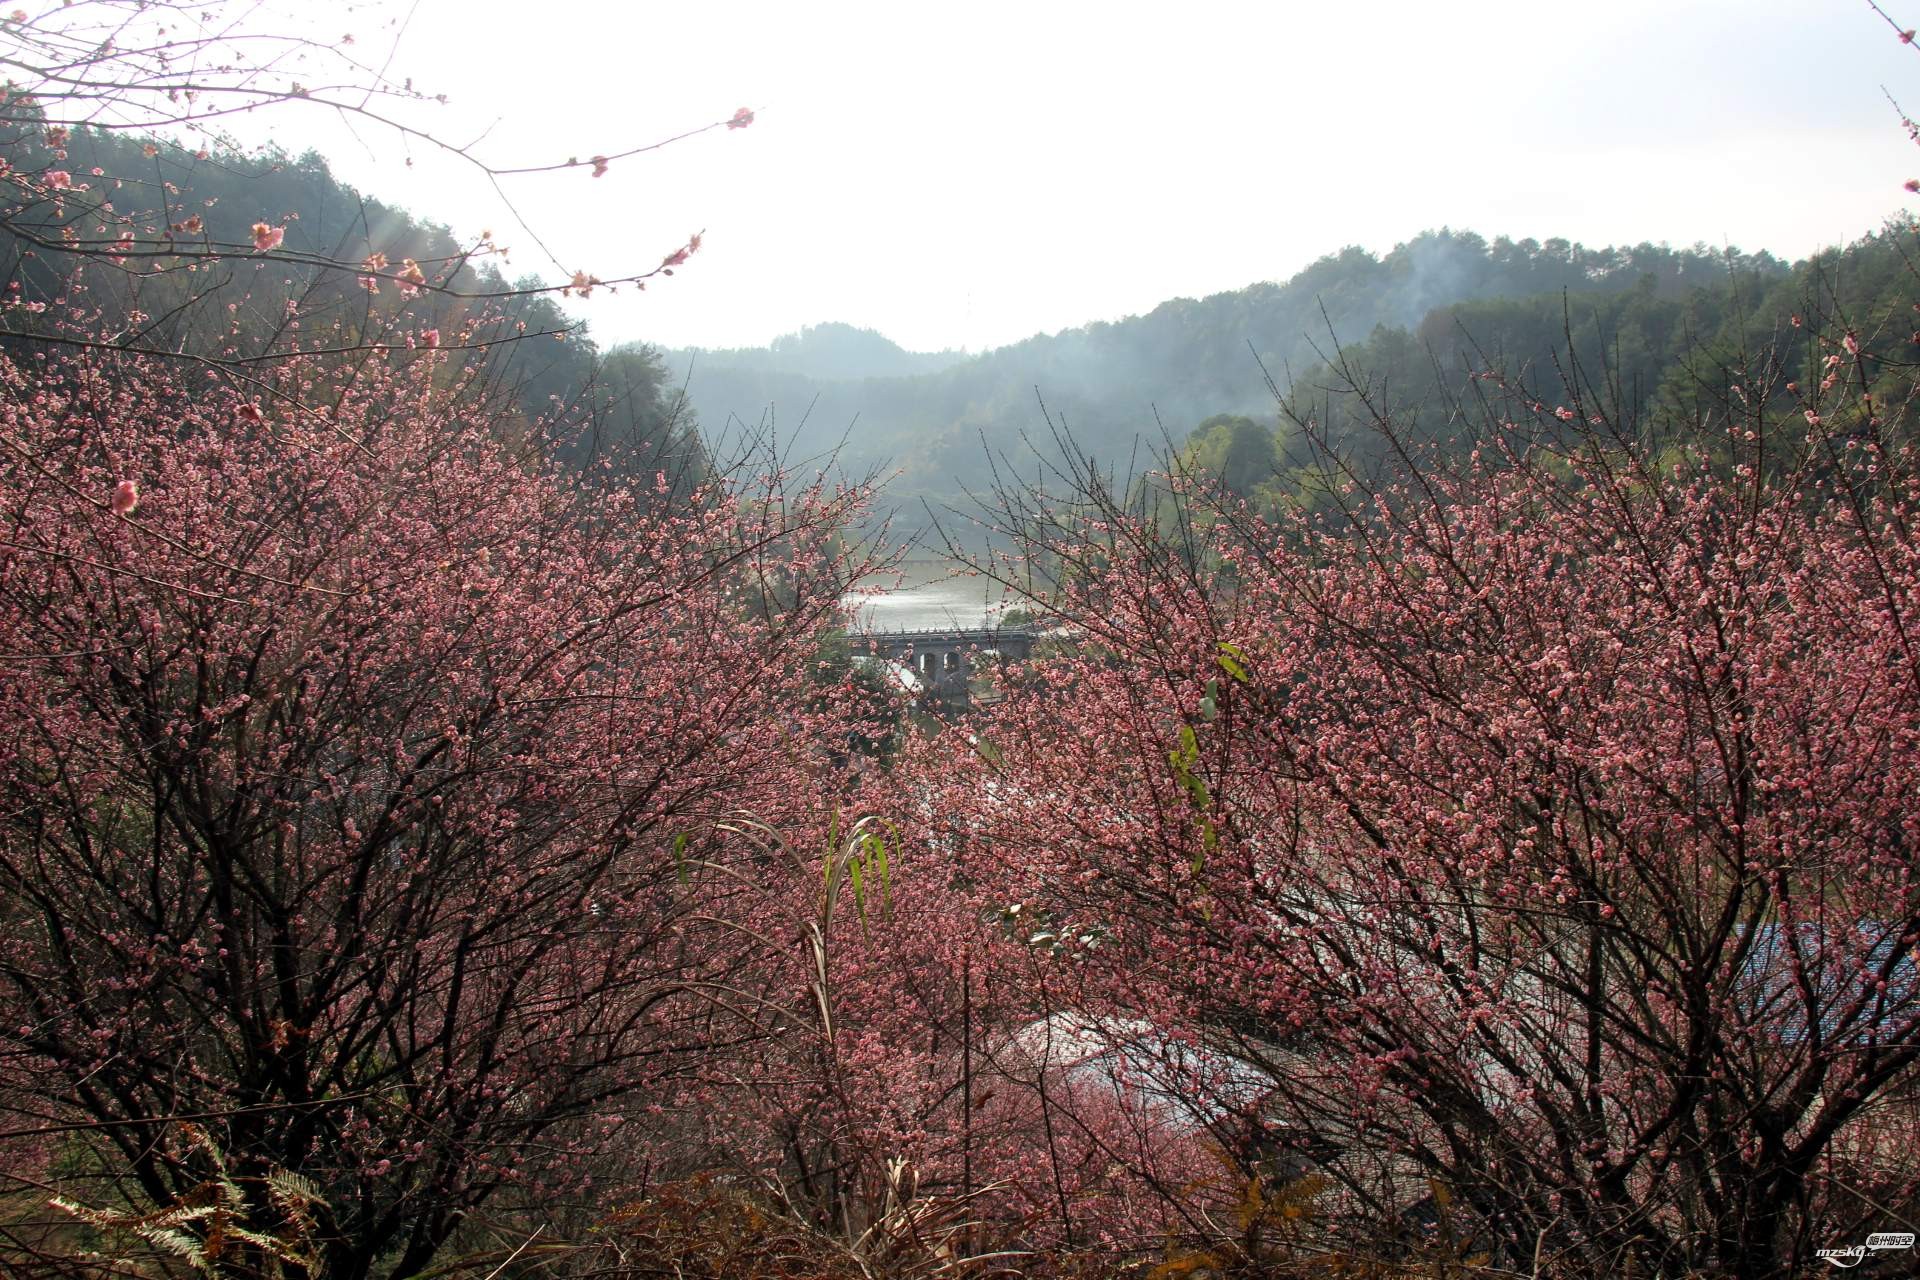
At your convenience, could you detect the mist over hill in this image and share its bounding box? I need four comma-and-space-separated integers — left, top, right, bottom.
640, 230, 1805, 526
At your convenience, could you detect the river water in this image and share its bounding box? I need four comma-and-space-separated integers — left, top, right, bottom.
842, 560, 1021, 632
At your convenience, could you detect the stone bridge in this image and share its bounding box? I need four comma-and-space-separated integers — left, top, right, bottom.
856, 626, 1035, 698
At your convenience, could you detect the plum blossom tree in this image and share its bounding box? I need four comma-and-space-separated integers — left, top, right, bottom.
635, 798, 1236, 1274
900, 320, 1920, 1275
0, 338, 876, 1277
0, 8, 930, 1275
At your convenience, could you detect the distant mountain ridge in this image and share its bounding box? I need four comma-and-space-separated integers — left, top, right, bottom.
663, 322, 966, 383
637, 230, 1801, 511
31, 123, 1886, 535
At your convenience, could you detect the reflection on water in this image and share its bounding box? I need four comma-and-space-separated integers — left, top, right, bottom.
843, 561, 1019, 632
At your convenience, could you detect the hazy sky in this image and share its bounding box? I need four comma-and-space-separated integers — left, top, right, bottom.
264, 0, 1920, 354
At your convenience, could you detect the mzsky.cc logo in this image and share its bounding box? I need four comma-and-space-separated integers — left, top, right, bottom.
1816, 1233, 1916, 1267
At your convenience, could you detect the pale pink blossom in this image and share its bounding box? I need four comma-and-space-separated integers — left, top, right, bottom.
397, 259, 426, 297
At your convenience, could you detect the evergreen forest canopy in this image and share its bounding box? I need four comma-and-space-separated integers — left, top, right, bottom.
648, 224, 1919, 526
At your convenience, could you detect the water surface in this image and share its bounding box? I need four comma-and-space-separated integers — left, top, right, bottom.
843, 559, 1020, 632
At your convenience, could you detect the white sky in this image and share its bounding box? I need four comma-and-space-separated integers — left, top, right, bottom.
241, 0, 1920, 354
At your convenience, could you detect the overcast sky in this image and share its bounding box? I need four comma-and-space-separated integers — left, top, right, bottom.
272, 0, 1920, 354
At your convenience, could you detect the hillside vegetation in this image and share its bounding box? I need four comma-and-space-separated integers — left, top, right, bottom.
656, 231, 1821, 516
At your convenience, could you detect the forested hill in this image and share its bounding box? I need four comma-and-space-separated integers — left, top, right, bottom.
1265, 220, 1917, 487
666, 322, 966, 382
1, 125, 698, 488
643, 231, 1804, 513
31, 119, 1900, 525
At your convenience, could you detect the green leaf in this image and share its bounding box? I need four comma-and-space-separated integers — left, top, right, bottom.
672, 832, 689, 887
869, 832, 891, 913
1191, 818, 1218, 876
1216, 641, 1250, 684
1172, 723, 1201, 779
